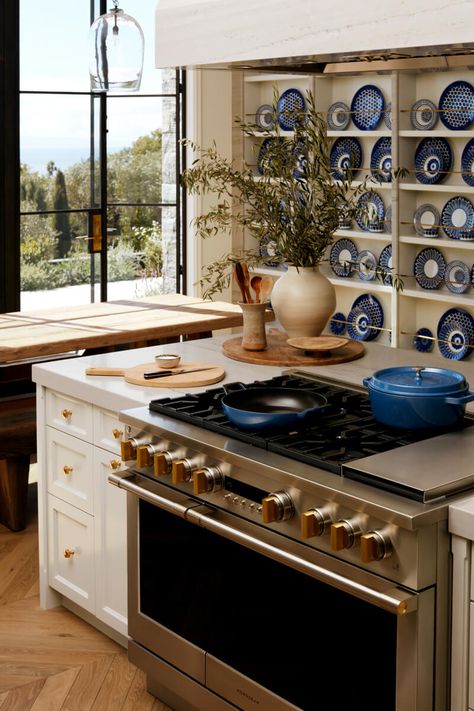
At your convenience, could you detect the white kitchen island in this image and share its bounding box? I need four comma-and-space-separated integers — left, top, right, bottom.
33, 332, 474, 703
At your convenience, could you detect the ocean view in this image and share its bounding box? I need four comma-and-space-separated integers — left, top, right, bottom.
21, 144, 125, 174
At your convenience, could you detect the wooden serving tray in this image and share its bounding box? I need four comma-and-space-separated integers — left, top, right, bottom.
222, 331, 364, 366
85, 361, 225, 387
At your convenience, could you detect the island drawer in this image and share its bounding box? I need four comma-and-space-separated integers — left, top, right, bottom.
45, 390, 93, 441
46, 427, 94, 514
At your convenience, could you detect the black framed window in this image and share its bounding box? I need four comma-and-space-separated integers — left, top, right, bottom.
0, 0, 185, 314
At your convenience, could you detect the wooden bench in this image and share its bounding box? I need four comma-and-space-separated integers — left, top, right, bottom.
0, 395, 36, 531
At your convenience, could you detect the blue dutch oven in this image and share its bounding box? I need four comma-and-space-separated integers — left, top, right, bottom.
363, 366, 474, 430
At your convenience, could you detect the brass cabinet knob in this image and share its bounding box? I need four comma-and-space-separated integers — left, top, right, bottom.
136, 445, 153, 468
193, 466, 223, 495
109, 459, 122, 471
63, 548, 75, 558
112, 428, 123, 439
330, 520, 361, 551
61, 408, 72, 420
63, 465, 74, 475
360, 531, 392, 563
301, 508, 330, 539
171, 459, 193, 484
154, 451, 172, 477
262, 491, 294, 524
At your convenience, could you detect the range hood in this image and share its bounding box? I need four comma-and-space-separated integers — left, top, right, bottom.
155, 0, 474, 73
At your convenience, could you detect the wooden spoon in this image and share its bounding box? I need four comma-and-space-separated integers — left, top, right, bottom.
239, 261, 253, 303
260, 275, 274, 303
233, 263, 248, 302
250, 275, 262, 303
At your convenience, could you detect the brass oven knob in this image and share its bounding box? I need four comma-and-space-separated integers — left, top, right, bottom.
360, 531, 392, 563
193, 466, 223, 495
153, 451, 174, 477
262, 491, 294, 524
121, 437, 149, 462
301, 508, 331, 539
136, 444, 162, 468
171, 458, 194, 484
330, 520, 361, 551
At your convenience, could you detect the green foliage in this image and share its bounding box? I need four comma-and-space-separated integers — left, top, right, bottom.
182, 89, 403, 298
51, 169, 72, 258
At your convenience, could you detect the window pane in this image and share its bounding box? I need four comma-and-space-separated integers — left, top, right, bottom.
20, 0, 91, 92
20, 94, 95, 210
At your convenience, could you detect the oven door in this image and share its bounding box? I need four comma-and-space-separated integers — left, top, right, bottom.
112, 472, 435, 711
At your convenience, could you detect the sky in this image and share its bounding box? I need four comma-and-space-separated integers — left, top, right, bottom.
20, 0, 167, 172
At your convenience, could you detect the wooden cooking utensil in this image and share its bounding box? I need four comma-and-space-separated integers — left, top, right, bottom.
238, 261, 253, 303
84, 361, 225, 388
233, 263, 248, 303
250, 275, 262, 303
260, 275, 274, 303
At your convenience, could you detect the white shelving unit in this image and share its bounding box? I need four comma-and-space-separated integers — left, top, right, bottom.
242, 65, 474, 356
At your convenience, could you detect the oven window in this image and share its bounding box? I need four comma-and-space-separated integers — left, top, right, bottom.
139, 501, 397, 711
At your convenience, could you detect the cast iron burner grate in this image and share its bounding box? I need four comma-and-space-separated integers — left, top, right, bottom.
149, 374, 473, 478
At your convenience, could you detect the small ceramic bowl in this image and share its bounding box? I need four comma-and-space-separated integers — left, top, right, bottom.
154, 353, 181, 369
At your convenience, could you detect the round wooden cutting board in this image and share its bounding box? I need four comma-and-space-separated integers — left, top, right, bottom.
85, 361, 225, 387
222, 331, 365, 366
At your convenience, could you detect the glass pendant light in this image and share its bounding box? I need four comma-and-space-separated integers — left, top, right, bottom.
89, 1, 144, 93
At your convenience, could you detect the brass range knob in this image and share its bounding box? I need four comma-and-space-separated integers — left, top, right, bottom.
360, 531, 392, 563
262, 491, 294, 524
193, 466, 223, 495
153, 451, 176, 477
121, 437, 149, 462
330, 519, 361, 551
301, 508, 332, 539
136, 443, 163, 468
172, 458, 195, 484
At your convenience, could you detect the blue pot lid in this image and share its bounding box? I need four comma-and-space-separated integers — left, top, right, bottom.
367, 366, 467, 395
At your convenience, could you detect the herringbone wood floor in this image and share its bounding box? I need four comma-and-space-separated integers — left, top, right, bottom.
0, 485, 172, 711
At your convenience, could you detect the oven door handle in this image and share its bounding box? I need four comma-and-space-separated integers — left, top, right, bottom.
109, 472, 417, 617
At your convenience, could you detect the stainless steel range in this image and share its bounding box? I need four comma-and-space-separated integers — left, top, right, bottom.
110, 371, 474, 711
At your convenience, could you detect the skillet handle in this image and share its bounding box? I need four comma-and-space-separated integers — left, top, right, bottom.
222, 382, 247, 395
445, 392, 474, 405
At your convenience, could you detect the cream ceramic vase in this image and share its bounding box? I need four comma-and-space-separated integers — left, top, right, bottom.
270, 266, 336, 338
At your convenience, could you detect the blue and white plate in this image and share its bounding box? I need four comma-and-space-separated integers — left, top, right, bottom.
277, 88, 306, 131
370, 137, 392, 183
350, 85, 384, 131
441, 195, 474, 240
414, 137, 452, 184
414, 327, 434, 353
439, 80, 474, 130
330, 137, 362, 181
355, 192, 385, 232
255, 104, 275, 131
414, 247, 446, 289
347, 293, 384, 341
437, 308, 474, 360
461, 139, 474, 187
445, 260, 471, 294
329, 238, 358, 277
259, 235, 281, 266
383, 102, 392, 130
410, 99, 437, 130
378, 244, 393, 285
413, 203, 440, 238
327, 102, 350, 130
329, 312, 346, 335
357, 249, 377, 281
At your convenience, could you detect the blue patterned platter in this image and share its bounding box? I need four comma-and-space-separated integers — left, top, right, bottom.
410, 99, 437, 130
441, 195, 474, 240
350, 293, 384, 341
413, 204, 440, 238
355, 192, 385, 232
461, 139, 474, 187
437, 308, 474, 360
350, 85, 384, 131
413, 327, 434, 353
329, 238, 358, 277
327, 102, 350, 131
414, 137, 452, 185
370, 137, 392, 183
347, 307, 373, 341
330, 137, 362, 181
445, 260, 471, 294
329, 312, 346, 335
439, 80, 474, 130
378, 244, 393, 285
414, 247, 446, 289
255, 104, 275, 131
277, 88, 306, 131
357, 250, 377, 281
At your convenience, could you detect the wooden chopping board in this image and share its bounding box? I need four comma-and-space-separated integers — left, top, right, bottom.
222, 331, 364, 366
85, 361, 225, 388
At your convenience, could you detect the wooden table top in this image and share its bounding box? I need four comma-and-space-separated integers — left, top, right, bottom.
0, 294, 243, 363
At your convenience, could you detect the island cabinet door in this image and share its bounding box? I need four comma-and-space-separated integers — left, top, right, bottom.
93, 447, 128, 637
